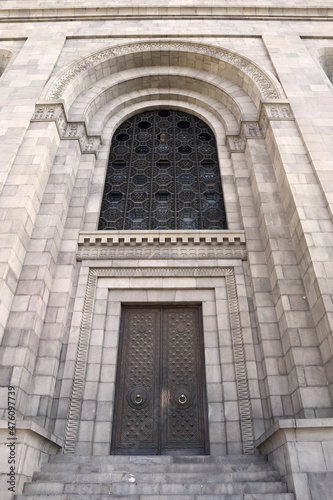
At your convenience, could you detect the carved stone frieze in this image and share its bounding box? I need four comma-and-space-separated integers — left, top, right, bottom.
259, 102, 294, 137
242, 121, 264, 139
226, 134, 246, 153
31, 103, 101, 156
77, 231, 247, 261
228, 102, 294, 151
47, 41, 281, 100
264, 103, 294, 120
227, 121, 264, 152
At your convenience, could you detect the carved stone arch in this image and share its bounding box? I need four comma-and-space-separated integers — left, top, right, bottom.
68, 67, 255, 132
88, 89, 239, 139
99, 97, 231, 139
44, 40, 284, 112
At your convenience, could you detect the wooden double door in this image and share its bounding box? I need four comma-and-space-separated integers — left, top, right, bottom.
111, 305, 209, 455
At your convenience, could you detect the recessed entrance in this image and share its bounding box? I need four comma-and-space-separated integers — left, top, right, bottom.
111, 305, 209, 455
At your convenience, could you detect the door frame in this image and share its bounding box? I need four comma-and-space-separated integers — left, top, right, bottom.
60, 265, 258, 456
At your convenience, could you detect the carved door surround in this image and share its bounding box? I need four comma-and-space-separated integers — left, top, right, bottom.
62, 265, 257, 456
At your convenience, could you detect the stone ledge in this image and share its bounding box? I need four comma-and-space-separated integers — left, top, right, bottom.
77, 230, 247, 261
255, 418, 333, 448
0, 420, 63, 448
256, 419, 333, 500
0, 421, 62, 498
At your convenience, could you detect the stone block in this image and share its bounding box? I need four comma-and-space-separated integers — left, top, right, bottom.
308, 472, 333, 500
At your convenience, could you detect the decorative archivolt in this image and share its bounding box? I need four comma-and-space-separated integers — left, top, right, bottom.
46, 40, 282, 101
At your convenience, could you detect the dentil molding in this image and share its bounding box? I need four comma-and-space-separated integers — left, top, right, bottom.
77, 230, 247, 261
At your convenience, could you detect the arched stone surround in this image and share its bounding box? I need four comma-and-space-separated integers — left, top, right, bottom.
34, 41, 288, 166
42, 41, 284, 112
29, 39, 319, 459
68, 69, 251, 130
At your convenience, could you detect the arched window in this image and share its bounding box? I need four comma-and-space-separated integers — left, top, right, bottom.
98, 110, 227, 230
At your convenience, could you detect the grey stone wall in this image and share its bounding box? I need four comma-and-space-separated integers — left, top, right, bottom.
0, 2, 333, 498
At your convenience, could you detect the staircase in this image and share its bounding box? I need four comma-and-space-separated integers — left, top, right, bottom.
15, 454, 295, 500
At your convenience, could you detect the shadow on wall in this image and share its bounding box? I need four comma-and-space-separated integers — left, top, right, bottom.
316, 47, 333, 84
0, 49, 13, 77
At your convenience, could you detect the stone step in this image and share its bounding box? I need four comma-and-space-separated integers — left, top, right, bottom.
23, 479, 288, 496
15, 455, 295, 500
32, 469, 281, 483
15, 495, 295, 500
48, 454, 268, 465
15, 496, 295, 500
41, 460, 275, 474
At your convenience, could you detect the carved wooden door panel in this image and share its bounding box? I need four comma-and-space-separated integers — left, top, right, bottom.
111, 306, 209, 455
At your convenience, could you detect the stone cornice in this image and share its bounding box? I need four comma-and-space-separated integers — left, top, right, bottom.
77, 230, 247, 261
1, 6, 333, 22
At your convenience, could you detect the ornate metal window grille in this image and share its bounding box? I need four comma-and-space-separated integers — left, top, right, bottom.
98, 110, 228, 230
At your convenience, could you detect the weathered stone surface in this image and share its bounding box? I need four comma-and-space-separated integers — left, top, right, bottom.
1, 2, 333, 500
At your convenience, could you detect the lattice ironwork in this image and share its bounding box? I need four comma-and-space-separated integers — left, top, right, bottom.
98, 110, 227, 230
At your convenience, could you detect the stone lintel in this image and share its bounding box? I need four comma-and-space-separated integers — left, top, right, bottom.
77, 230, 247, 261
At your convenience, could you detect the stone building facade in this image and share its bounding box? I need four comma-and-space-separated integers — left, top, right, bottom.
0, 1, 333, 499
